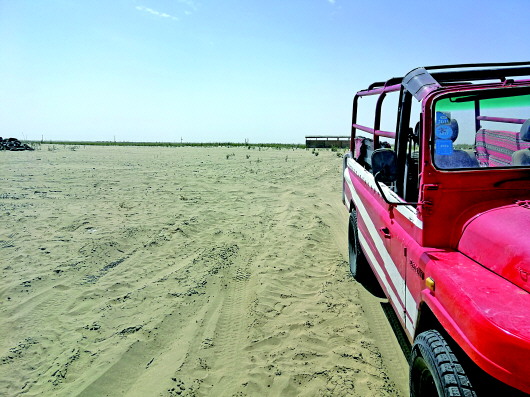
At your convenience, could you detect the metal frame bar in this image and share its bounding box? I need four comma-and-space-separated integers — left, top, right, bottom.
351, 83, 400, 149
357, 62, 530, 94
349, 63, 530, 179
476, 116, 527, 124
423, 61, 530, 72
351, 123, 396, 139
395, 87, 412, 198
357, 83, 402, 97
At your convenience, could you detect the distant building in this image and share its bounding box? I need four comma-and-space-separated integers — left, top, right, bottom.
305, 135, 350, 149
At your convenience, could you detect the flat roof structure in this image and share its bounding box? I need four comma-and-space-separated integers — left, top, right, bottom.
305, 136, 350, 148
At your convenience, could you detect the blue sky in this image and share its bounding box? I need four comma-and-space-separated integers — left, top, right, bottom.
1, 0, 529, 143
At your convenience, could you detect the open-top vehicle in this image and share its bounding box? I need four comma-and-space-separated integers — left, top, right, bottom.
342, 62, 530, 396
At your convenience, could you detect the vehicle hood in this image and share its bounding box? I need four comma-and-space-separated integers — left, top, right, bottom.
458, 201, 530, 293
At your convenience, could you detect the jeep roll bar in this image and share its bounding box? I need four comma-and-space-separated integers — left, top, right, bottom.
350, 62, 530, 197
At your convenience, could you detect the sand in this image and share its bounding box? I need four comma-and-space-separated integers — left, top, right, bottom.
0, 145, 409, 396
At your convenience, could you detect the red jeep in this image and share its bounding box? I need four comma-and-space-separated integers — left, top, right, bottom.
342, 63, 530, 397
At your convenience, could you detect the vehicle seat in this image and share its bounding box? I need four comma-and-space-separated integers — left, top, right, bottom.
354, 137, 391, 171
355, 137, 374, 170
434, 119, 479, 169
512, 119, 530, 165
475, 128, 489, 166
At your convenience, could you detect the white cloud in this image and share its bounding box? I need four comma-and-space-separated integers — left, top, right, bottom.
136, 6, 179, 21
327, 0, 336, 4
176, 0, 198, 11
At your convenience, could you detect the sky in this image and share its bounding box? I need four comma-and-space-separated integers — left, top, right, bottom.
1, 0, 530, 144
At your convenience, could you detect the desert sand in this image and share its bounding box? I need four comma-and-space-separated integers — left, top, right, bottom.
0, 145, 409, 396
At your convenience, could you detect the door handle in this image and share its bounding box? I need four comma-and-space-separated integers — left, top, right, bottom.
380, 227, 391, 239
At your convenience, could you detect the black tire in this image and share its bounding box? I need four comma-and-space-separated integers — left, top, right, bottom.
348, 209, 365, 278
410, 330, 476, 397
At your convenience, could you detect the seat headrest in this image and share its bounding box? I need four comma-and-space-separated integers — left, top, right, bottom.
520, 119, 530, 141
449, 119, 459, 141
435, 119, 459, 142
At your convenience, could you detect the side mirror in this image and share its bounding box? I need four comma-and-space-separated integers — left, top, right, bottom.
372, 149, 397, 183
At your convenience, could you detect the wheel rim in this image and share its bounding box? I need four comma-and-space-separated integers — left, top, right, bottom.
411, 356, 438, 397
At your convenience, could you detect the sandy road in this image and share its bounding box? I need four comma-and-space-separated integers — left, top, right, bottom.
1, 145, 408, 396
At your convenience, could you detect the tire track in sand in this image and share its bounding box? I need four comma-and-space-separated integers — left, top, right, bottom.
206, 261, 253, 395
324, 190, 410, 396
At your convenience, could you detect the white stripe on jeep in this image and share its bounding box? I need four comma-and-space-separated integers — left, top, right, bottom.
344, 161, 418, 336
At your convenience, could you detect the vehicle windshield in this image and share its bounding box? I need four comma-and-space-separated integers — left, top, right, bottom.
433, 88, 530, 169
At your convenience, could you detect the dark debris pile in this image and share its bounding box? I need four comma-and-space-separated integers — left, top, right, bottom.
1, 138, 34, 151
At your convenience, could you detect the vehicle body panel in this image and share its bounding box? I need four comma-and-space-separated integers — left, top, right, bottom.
459, 203, 530, 293
422, 251, 530, 393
